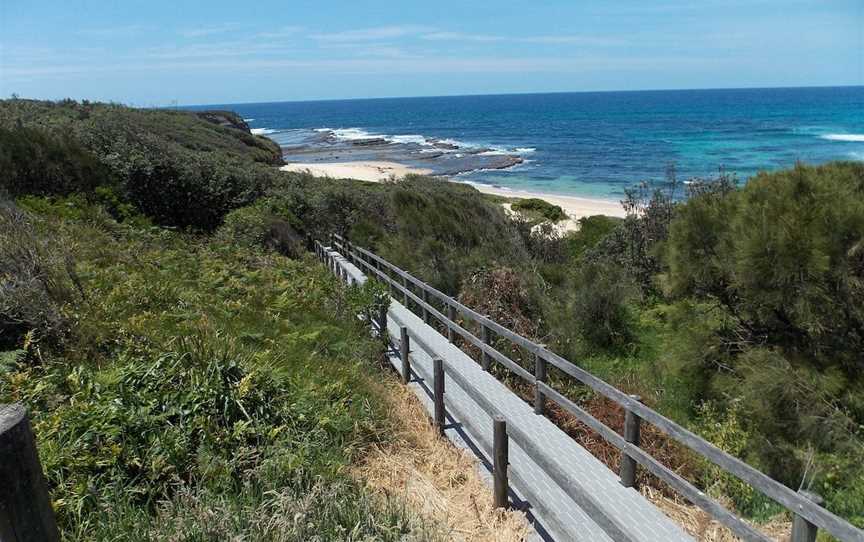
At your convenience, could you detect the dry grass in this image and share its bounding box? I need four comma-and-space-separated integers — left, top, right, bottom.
642, 486, 791, 542
353, 373, 531, 542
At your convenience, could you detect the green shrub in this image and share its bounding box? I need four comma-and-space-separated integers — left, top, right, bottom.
125, 151, 271, 231
511, 197, 567, 222
0, 200, 78, 349
662, 162, 864, 519
571, 261, 636, 350
566, 215, 623, 258
217, 198, 306, 257
0, 201, 423, 538
0, 99, 285, 231
664, 162, 864, 375
694, 400, 758, 510
0, 126, 111, 197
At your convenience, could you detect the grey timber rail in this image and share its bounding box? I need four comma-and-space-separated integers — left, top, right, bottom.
317, 234, 864, 542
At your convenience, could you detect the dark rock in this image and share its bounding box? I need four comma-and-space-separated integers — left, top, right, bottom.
350, 137, 389, 147
264, 219, 304, 259
195, 110, 251, 133
430, 139, 459, 150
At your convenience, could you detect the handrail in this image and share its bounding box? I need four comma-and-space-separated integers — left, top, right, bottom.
328, 235, 864, 542
342, 241, 535, 382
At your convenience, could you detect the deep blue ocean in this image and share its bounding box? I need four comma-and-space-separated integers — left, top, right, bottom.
196, 87, 864, 200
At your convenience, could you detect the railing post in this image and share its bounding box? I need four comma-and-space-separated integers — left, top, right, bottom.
433, 359, 445, 437
619, 395, 642, 488
399, 327, 411, 385
0, 404, 61, 542
447, 304, 456, 343
480, 320, 491, 371
791, 491, 823, 542
402, 276, 409, 306
421, 289, 430, 324
378, 304, 388, 345
493, 415, 509, 509
534, 351, 547, 415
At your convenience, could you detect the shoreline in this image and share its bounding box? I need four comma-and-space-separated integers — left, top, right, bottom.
280, 161, 625, 230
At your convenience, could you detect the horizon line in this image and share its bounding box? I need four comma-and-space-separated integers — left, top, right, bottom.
178, 83, 864, 109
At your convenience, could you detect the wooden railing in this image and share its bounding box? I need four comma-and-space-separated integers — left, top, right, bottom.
319, 234, 864, 542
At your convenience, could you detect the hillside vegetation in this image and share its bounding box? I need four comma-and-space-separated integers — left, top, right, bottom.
1, 98, 863, 536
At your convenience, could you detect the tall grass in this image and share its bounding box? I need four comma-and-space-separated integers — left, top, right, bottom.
0, 197, 431, 540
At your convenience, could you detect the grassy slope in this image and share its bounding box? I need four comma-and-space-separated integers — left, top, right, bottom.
0, 198, 432, 540
0, 99, 282, 166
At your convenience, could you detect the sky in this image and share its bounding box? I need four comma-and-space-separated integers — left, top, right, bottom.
1, 0, 862, 106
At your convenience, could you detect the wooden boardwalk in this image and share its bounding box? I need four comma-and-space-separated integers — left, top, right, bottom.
327, 246, 692, 542
321, 237, 864, 542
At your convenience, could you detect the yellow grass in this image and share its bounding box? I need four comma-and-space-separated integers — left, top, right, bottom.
355, 369, 794, 542
353, 373, 531, 541
642, 486, 792, 542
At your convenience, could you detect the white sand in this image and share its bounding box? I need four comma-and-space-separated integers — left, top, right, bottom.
280, 160, 625, 231
281, 161, 432, 182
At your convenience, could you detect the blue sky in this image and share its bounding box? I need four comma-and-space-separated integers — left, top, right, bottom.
1, 0, 862, 105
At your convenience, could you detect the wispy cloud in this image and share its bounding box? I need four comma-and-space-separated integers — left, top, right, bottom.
255, 26, 305, 40
310, 25, 433, 42
421, 31, 623, 46
78, 25, 151, 38
1, 53, 738, 81
421, 31, 502, 42
178, 24, 240, 39
143, 41, 295, 60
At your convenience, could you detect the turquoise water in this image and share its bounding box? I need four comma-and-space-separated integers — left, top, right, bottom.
195, 87, 864, 200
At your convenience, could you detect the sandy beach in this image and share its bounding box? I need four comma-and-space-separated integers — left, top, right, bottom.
281, 161, 433, 183
280, 161, 625, 231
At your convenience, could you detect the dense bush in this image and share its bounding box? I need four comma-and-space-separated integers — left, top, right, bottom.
218, 197, 315, 259
571, 261, 636, 349
511, 197, 567, 222
125, 151, 273, 230
661, 162, 864, 516
665, 162, 864, 375
0, 99, 285, 231
0, 200, 78, 349
0, 126, 110, 197
0, 200, 421, 539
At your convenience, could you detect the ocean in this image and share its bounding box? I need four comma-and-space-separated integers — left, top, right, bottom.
192, 86, 864, 201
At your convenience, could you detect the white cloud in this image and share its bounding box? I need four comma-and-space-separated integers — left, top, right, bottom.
421, 31, 623, 46
310, 25, 433, 42
421, 31, 503, 42
77, 25, 151, 38
143, 41, 295, 60
255, 26, 305, 40
178, 24, 240, 39
1, 54, 738, 81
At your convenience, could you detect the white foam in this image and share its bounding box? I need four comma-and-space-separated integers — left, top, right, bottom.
250, 128, 277, 135
306, 127, 533, 161
436, 138, 469, 148
820, 134, 864, 142
244, 118, 255, 122
390, 134, 428, 145
329, 127, 379, 141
